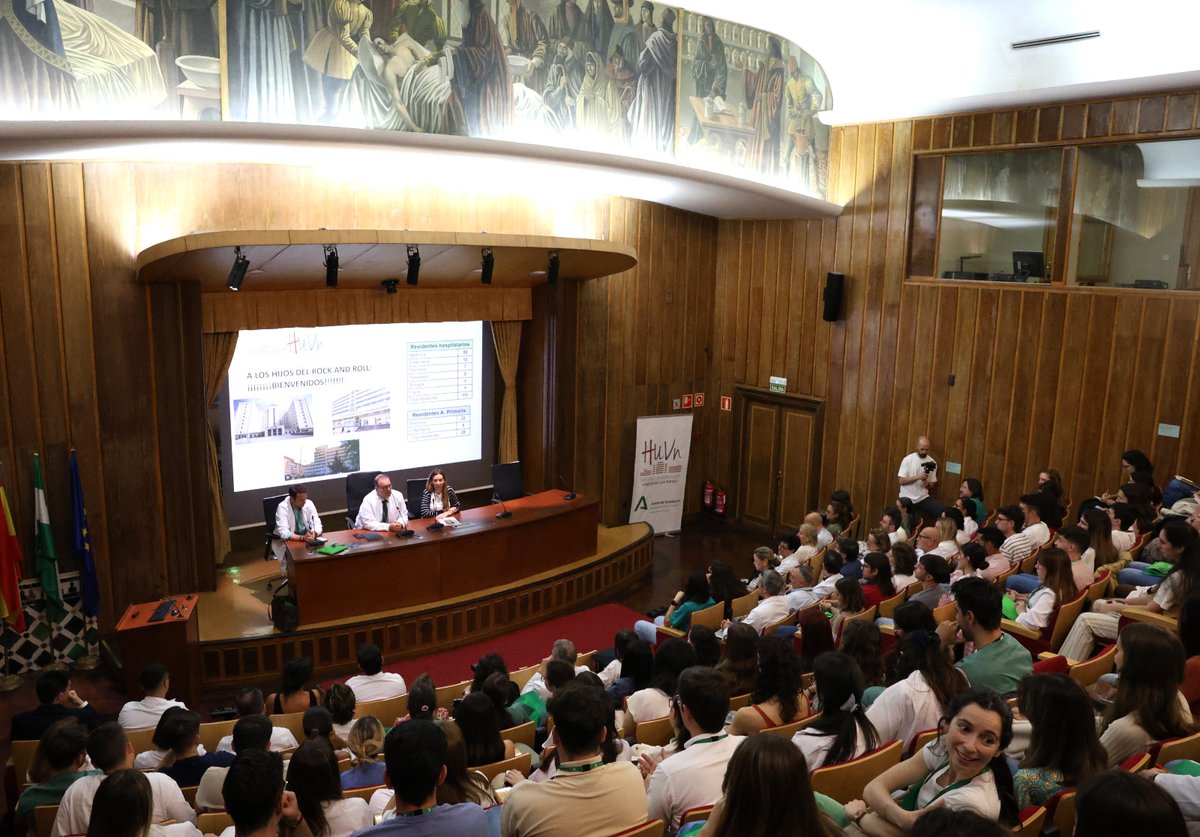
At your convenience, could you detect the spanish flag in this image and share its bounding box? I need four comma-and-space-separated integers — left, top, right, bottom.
0, 478, 26, 632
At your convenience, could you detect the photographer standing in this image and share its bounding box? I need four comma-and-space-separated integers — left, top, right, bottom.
898, 437, 943, 523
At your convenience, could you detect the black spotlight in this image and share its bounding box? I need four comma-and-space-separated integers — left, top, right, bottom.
481, 247, 494, 285
546, 250, 560, 285
323, 244, 339, 288
381, 279, 399, 294
227, 246, 249, 291
406, 245, 420, 286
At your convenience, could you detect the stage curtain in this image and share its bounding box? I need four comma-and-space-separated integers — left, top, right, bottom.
491, 321, 522, 465
203, 332, 238, 564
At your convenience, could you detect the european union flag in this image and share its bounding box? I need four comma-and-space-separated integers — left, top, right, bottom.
70, 450, 100, 618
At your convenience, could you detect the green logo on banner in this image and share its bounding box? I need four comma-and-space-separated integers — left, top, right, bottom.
634, 496, 648, 511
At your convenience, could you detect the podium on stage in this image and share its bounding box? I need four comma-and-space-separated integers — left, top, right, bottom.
115, 596, 200, 709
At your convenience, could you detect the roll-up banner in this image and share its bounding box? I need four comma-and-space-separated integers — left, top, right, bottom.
629, 414, 694, 534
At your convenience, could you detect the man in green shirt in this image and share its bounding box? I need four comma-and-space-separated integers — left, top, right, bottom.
15, 718, 100, 819
936, 576, 1032, 696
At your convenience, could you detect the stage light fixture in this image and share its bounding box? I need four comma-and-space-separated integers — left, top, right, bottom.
381, 279, 399, 294
406, 245, 420, 286
227, 246, 249, 291
546, 250, 560, 285
481, 247, 494, 285
323, 244, 339, 288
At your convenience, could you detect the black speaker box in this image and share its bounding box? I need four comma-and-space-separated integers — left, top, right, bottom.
822, 272, 845, 322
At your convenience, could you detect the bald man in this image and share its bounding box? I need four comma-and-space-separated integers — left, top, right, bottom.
898, 436, 943, 521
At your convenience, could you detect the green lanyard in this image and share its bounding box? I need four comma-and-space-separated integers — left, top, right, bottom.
558, 759, 605, 774
397, 806, 436, 817
686, 733, 729, 747
899, 762, 989, 811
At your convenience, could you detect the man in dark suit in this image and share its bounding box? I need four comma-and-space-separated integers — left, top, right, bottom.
10, 670, 103, 742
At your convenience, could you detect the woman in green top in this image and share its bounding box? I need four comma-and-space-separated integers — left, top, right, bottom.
633, 569, 714, 643
1012, 672, 1105, 810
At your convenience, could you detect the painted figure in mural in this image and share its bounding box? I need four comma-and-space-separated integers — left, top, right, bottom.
785, 57, 823, 186
303, 0, 372, 121
580, 0, 612, 60
227, 0, 298, 122
353, 33, 464, 133
691, 16, 725, 98
602, 41, 635, 134
136, 0, 217, 58
627, 0, 654, 60
627, 5, 674, 155
0, 0, 79, 114
551, 38, 582, 97
501, 0, 548, 91
386, 0, 445, 58
542, 60, 570, 131
453, 0, 513, 136
575, 49, 620, 138
742, 35, 785, 175
549, 0, 584, 54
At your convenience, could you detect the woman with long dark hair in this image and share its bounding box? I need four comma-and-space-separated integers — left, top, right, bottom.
839, 620, 886, 689
454, 691, 513, 767
826, 499, 853, 537
624, 638, 696, 734
862, 552, 897, 609
86, 769, 203, 837
267, 657, 324, 715
792, 652, 879, 770
959, 478, 987, 525
868, 629, 967, 751
1011, 547, 1077, 632
419, 468, 460, 519
286, 738, 372, 836
707, 559, 749, 620
606, 637, 653, 709
795, 606, 835, 674
827, 576, 867, 638
688, 624, 721, 667
634, 568, 715, 643
717, 622, 759, 696
729, 635, 807, 734
846, 687, 1019, 832
890, 542, 919, 590
1080, 506, 1125, 583
1012, 673, 1106, 809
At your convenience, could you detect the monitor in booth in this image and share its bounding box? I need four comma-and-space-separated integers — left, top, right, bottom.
1012, 250, 1045, 279
492, 462, 524, 502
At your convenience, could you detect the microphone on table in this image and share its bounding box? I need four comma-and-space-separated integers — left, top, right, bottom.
558, 474, 576, 501
495, 498, 512, 519
396, 502, 415, 538
427, 518, 445, 531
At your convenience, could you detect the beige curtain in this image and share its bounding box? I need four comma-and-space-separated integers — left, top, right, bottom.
203, 332, 238, 564
491, 321, 522, 465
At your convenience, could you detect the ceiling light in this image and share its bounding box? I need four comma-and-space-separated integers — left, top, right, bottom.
227, 246, 249, 291
381, 279, 399, 294
546, 250, 560, 285
481, 248, 494, 285
323, 244, 338, 288
406, 245, 420, 286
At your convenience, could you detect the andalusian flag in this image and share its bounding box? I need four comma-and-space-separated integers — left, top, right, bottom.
33, 454, 64, 624
0, 477, 26, 632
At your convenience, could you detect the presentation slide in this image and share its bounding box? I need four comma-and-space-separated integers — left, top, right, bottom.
227, 322, 484, 493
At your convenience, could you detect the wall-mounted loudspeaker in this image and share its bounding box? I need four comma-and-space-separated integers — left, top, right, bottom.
822, 272, 845, 322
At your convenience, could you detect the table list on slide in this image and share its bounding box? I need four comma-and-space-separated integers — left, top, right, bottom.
407, 339, 474, 441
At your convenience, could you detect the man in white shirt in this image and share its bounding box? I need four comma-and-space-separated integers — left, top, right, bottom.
521, 639, 592, 701
897, 437, 940, 517
222, 749, 312, 837
354, 474, 410, 532
805, 512, 832, 548
117, 663, 187, 731
214, 688, 298, 755
346, 643, 407, 702
54, 722, 196, 837
1018, 493, 1052, 549
271, 485, 322, 576
723, 571, 790, 636
645, 667, 743, 834
881, 507, 906, 544
198, 715, 279, 813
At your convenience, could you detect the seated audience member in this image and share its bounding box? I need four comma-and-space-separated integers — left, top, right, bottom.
1108, 501, 1141, 551
216, 687, 299, 754
908, 554, 952, 610
1011, 673, 1105, 810
56, 722, 196, 835
1037, 467, 1066, 506
222, 749, 312, 837
792, 652, 879, 770
267, 657, 325, 716
827, 576, 868, 638
15, 719, 99, 820
134, 707, 198, 770
528, 674, 633, 786
358, 720, 489, 835
844, 687, 1017, 832
1017, 493, 1053, 549
949, 541, 987, 583
952, 498, 979, 544
775, 531, 802, 577
785, 526, 821, 574
866, 528, 892, 558
807, 511, 834, 548
826, 499, 853, 538
302, 706, 348, 755
606, 636, 652, 710
118, 663, 187, 731
688, 624, 721, 667
1080, 506, 1128, 583
624, 638, 696, 734
501, 681, 646, 837
521, 639, 590, 702
744, 546, 778, 591
1009, 524, 1090, 595
635, 569, 715, 643
693, 734, 845, 837
196, 714, 275, 813
832, 489, 855, 518
11, 670, 102, 742
723, 570, 790, 636
867, 629, 967, 752
1058, 520, 1200, 662
85, 769, 202, 837
287, 738, 372, 835
272, 484, 322, 576
890, 541, 919, 589
728, 636, 806, 735
706, 560, 749, 620
906, 807, 1008, 837
340, 717, 386, 790
897, 498, 920, 541
158, 710, 237, 788
861, 552, 898, 609
959, 478, 988, 526
829, 536, 864, 580
839, 620, 885, 690
346, 643, 407, 703
400, 675, 438, 723
935, 512, 962, 557
483, 670, 537, 727
993, 506, 1033, 566
936, 578, 1032, 696
715, 623, 758, 697
783, 561, 840, 614
645, 667, 743, 832
469, 653, 510, 696
974, 527, 1008, 581
796, 607, 837, 673
1076, 771, 1187, 837
881, 506, 907, 545
325, 684, 357, 741
455, 692, 514, 767
1098, 623, 1193, 767
1118, 480, 1160, 533
1009, 547, 1077, 633
596, 628, 634, 689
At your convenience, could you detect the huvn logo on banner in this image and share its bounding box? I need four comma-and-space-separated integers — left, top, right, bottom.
630, 415, 694, 534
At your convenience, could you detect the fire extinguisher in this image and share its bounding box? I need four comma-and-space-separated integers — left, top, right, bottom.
702, 480, 715, 510
714, 487, 727, 517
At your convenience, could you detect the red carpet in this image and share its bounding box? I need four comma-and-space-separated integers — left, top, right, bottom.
321, 603, 643, 689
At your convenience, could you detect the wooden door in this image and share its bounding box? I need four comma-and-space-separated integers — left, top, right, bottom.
734, 389, 823, 534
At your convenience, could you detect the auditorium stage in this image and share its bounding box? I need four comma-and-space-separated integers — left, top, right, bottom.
189, 520, 653, 698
